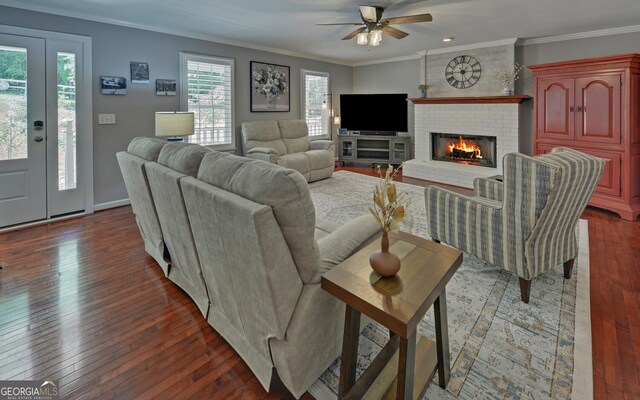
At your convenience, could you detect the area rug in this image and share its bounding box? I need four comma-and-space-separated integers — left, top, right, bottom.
307, 171, 592, 400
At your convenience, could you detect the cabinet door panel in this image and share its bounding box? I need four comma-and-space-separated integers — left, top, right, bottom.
575, 75, 621, 144
536, 78, 574, 140
537, 143, 621, 197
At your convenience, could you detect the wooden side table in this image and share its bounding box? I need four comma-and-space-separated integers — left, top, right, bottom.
321, 231, 463, 400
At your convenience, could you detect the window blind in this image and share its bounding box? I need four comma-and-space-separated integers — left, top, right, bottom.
184, 56, 233, 147
303, 72, 329, 137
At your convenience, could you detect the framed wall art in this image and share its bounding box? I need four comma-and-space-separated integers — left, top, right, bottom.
100, 76, 127, 95
250, 61, 290, 112
155, 79, 177, 96
130, 62, 149, 83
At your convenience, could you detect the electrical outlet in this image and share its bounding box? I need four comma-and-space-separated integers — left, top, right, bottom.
98, 114, 116, 125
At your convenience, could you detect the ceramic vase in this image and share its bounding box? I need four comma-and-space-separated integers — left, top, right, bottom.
369, 232, 401, 277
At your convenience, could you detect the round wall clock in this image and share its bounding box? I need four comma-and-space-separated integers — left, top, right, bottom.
445, 55, 482, 89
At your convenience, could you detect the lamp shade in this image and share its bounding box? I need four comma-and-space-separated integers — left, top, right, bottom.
155, 111, 195, 137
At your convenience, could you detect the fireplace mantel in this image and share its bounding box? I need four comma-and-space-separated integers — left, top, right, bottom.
409, 95, 531, 104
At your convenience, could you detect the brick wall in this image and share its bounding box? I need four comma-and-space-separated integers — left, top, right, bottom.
404, 103, 519, 187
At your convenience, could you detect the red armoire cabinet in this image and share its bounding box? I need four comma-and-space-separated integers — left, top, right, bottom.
530, 54, 640, 221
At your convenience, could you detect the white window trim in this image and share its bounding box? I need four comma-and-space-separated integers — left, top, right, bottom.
180, 52, 236, 151
301, 69, 331, 140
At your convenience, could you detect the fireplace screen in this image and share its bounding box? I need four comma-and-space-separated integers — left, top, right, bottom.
431, 132, 497, 168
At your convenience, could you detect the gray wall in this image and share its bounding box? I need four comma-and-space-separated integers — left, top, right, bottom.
352, 58, 420, 149
426, 45, 515, 97
516, 31, 640, 154
0, 6, 353, 205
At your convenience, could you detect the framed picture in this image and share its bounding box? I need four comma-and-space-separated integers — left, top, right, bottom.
155, 79, 177, 96
100, 76, 127, 95
130, 62, 149, 83
250, 61, 290, 112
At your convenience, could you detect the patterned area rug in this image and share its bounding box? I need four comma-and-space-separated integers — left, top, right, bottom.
308, 171, 592, 400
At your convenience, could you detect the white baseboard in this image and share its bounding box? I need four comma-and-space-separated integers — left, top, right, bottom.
94, 198, 131, 211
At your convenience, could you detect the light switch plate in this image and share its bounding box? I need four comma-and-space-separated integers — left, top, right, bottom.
98, 114, 116, 125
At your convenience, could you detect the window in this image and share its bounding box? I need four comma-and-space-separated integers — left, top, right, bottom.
302, 70, 330, 138
57, 52, 77, 190
180, 52, 234, 149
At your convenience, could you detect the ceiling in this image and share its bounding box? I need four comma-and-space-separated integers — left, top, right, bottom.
1, 0, 639, 65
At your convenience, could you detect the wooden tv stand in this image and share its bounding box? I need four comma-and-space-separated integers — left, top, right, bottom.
338, 133, 411, 166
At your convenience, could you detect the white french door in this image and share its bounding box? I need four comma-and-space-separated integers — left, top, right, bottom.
0, 34, 47, 227
0, 29, 92, 229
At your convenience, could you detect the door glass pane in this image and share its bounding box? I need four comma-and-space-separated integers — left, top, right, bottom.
57, 52, 76, 190
0, 45, 28, 161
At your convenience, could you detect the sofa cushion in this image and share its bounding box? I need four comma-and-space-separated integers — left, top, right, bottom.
277, 153, 311, 180
242, 121, 288, 156
306, 149, 334, 170
315, 217, 340, 241
197, 152, 320, 283
278, 120, 310, 154
157, 142, 212, 177
127, 137, 166, 161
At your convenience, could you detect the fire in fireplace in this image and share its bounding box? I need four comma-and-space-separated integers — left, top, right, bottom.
431, 132, 497, 168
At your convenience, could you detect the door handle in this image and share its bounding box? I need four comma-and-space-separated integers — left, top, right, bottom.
34, 120, 44, 130
34, 136, 44, 143
576, 106, 582, 112
569, 106, 574, 112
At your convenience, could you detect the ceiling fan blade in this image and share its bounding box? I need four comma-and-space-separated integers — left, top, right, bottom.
382, 26, 409, 39
359, 5, 384, 23
381, 13, 433, 25
316, 23, 364, 26
342, 27, 368, 40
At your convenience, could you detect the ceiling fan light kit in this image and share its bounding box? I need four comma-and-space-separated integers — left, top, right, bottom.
369, 29, 382, 46
318, 5, 432, 48
357, 31, 369, 45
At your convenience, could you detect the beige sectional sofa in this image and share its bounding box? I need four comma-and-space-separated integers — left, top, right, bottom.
117, 138, 380, 398
241, 119, 335, 182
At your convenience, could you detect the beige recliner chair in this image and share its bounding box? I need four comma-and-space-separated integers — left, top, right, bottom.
241, 119, 335, 182
116, 137, 170, 275
181, 151, 380, 398
145, 143, 213, 318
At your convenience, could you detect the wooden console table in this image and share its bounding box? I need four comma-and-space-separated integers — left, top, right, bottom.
321, 231, 463, 399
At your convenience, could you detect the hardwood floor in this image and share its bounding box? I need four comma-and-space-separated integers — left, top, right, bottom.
0, 166, 638, 399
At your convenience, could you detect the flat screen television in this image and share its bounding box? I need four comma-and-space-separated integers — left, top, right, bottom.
340, 93, 408, 133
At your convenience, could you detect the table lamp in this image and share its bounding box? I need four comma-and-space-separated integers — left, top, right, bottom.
155, 111, 194, 142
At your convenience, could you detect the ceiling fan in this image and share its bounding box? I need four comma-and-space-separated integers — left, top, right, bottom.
317, 5, 433, 47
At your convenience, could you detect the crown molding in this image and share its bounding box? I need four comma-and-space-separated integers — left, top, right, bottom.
519, 24, 640, 46
0, 2, 353, 67
426, 38, 519, 55
352, 54, 421, 67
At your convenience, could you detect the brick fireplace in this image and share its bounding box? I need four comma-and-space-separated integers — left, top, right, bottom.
404, 96, 528, 188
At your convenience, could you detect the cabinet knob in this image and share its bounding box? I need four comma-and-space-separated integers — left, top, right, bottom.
570, 106, 574, 112
577, 106, 582, 112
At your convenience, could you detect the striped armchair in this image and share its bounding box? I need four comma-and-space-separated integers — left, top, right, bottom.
425, 147, 604, 303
